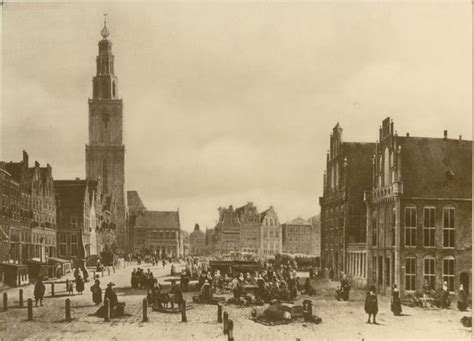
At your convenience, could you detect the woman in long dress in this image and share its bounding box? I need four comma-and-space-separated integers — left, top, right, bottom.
391, 284, 402, 316
457, 284, 468, 311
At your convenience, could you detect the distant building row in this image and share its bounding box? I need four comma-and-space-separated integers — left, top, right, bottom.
127, 191, 189, 258
0, 151, 117, 263
319, 117, 472, 297
189, 202, 320, 257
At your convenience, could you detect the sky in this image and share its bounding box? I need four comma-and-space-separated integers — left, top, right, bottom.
1, 1, 472, 232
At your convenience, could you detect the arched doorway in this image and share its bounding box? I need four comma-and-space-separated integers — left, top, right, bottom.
460, 272, 470, 295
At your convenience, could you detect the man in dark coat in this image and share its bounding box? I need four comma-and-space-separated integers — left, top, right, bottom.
90, 279, 102, 305
364, 285, 378, 324
104, 282, 118, 308
34, 278, 46, 307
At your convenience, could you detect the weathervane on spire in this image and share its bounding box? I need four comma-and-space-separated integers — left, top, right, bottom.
101, 13, 110, 39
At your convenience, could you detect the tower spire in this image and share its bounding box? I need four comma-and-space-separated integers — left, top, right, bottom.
101, 13, 110, 39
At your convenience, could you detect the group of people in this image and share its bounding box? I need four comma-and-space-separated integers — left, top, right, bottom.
131, 268, 158, 290
191, 262, 317, 305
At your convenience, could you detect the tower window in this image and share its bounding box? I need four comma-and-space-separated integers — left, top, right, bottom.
103, 113, 110, 128
112, 81, 116, 97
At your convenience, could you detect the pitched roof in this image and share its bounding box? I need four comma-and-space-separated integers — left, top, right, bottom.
54, 180, 88, 207
135, 211, 180, 230
127, 191, 146, 211
4, 162, 23, 183
342, 142, 376, 196
399, 136, 472, 198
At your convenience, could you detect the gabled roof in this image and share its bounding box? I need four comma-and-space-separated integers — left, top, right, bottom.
127, 191, 146, 211
4, 162, 23, 183
342, 142, 376, 195
54, 180, 88, 208
135, 211, 180, 230
399, 136, 472, 198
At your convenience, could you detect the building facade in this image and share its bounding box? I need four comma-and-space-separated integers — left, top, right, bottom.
308, 215, 321, 257
319, 123, 375, 286
365, 118, 472, 297
85, 21, 127, 252
127, 191, 146, 251
214, 206, 241, 253
259, 206, 282, 256
237, 202, 260, 253
133, 211, 182, 258
3, 151, 57, 263
55, 179, 99, 259
282, 217, 318, 255
190, 224, 206, 256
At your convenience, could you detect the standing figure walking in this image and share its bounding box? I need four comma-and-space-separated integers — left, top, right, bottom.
34, 277, 46, 307
364, 285, 379, 324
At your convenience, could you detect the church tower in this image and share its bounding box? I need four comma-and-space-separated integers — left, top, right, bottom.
86, 19, 127, 251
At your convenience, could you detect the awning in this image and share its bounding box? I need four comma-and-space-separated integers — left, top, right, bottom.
47, 257, 71, 264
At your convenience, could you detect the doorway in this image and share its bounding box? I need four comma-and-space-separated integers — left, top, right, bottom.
460, 272, 470, 295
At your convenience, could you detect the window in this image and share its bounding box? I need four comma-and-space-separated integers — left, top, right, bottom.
443, 256, 455, 292
71, 234, 78, 256
405, 257, 416, 291
442, 207, 455, 248
424, 256, 435, 289
60, 244, 66, 257
423, 207, 436, 247
404, 206, 417, 247
372, 214, 377, 246
70, 216, 77, 229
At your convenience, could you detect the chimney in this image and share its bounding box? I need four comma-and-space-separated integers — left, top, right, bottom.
443, 130, 448, 140
406, 133, 410, 137
459, 135, 462, 141
75, 177, 80, 181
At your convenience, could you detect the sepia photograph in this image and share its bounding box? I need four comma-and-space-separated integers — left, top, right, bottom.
0, 1, 472, 340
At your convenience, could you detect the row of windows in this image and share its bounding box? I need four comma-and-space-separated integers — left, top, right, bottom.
405, 206, 455, 248
405, 256, 455, 292
372, 206, 456, 248
263, 230, 280, 238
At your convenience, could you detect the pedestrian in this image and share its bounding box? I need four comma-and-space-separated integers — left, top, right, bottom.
76, 275, 85, 295
441, 280, 450, 309
457, 284, 468, 311
364, 285, 378, 324
34, 277, 46, 307
422, 277, 431, 308
391, 284, 402, 316
90, 279, 102, 305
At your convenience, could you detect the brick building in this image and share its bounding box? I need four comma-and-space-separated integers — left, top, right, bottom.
0, 165, 21, 263
365, 118, 472, 297
133, 211, 182, 258
85, 21, 127, 252
237, 202, 260, 253
190, 224, 206, 256
3, 151, 57, 263
319, 123, 375, 286
259, 206, 282, 256
282, 217, 319, 255
214, 206, 241, 253
54, 179, 102, 259
127, 191, 146, 251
